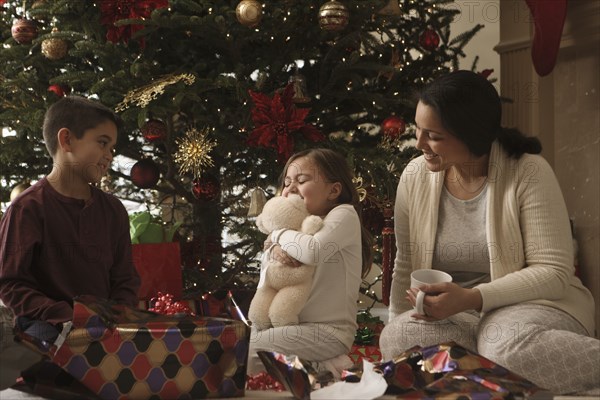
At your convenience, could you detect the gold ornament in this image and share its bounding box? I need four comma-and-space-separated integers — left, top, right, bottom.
289, 71, 310, 103
236, 0, 263, 27
116, 73, 196, 112
31, 0, 50, 20
378, 48, 403, 82
10, 181, 31, 202
352, 176, 367, 202
41, 28, 68, 60
378, 0, 401, 16
247, 187, 267, 217
318, 0, 349, 32
174, 127, 217, 178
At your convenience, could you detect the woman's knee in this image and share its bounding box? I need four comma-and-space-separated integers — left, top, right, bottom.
476, 311, 539, 362
380, 312, 477, 359
380, 314, 417, 359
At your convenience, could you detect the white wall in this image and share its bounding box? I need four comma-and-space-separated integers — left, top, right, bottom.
449, 0, 501, 88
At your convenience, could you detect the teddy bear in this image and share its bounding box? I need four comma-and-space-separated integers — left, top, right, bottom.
248, 194, 323, 330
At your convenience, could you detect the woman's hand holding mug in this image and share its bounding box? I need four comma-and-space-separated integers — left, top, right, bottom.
408, 269, 452, 317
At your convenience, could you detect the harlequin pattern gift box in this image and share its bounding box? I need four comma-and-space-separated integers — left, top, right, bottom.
50, 295, 250, 400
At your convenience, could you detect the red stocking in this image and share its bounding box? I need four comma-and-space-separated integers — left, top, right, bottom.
524, 0, 568, 76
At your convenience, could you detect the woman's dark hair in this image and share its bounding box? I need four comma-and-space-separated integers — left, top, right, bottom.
42, 95, 122, 157
418, 70, 541, 158
280, 148, 374, 278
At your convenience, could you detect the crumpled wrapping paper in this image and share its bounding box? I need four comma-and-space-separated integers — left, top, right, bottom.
256, 351, 386, 400
257, 342, 550, 399
375, 342, 550, 399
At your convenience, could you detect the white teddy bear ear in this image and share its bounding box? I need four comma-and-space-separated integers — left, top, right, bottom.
256, 214, 268, 234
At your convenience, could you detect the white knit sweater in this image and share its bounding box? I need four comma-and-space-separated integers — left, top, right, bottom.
389, 141, 595, 335
271, 204, 362, 348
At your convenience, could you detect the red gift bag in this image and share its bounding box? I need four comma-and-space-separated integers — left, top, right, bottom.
131, 242, 182, 300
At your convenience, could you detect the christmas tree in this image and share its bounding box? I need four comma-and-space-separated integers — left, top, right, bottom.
0, 0, 482, 302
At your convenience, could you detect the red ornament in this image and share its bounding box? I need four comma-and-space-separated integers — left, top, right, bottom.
99, 0, 169, 44
141, 119, 167, 142
419, 28, 440, 51
381, 116, 406, 139
11, 18, 38, 44
130, 158, 160, 189
192, 174, 220, 202
247, 83, 324, 161
47, 84, 70, 98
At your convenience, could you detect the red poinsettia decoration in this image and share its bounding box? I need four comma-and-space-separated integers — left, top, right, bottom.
99, 0, 169, 44
248, 83, 324, 161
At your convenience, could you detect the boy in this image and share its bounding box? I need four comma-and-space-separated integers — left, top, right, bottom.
0, 96, 140, 346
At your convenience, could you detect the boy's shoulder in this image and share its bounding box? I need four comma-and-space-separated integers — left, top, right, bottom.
7, 179, 46, 210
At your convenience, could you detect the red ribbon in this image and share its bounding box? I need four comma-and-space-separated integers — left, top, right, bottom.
381, 207, 396, 306
149, 292, 195, 316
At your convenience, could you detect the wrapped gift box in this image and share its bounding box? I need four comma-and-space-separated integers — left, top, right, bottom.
348, 344, 383, 364
47, 296, 250, 400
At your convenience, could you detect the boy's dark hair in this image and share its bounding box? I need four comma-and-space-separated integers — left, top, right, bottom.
42, 95, 121, 157
418, 70, 541, 158
280, 148, 374, 278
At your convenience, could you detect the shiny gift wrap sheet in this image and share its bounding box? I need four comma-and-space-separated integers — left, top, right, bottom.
377, 342, 549, 399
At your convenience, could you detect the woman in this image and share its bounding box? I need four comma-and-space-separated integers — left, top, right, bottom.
379, 70, 599, 394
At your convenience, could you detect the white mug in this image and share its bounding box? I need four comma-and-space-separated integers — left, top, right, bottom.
410, 269, 452, 315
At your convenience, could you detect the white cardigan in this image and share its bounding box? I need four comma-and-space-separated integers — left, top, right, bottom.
389, 141, 596, 336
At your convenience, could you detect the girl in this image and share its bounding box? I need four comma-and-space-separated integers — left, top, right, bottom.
247, 148, 373, 379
